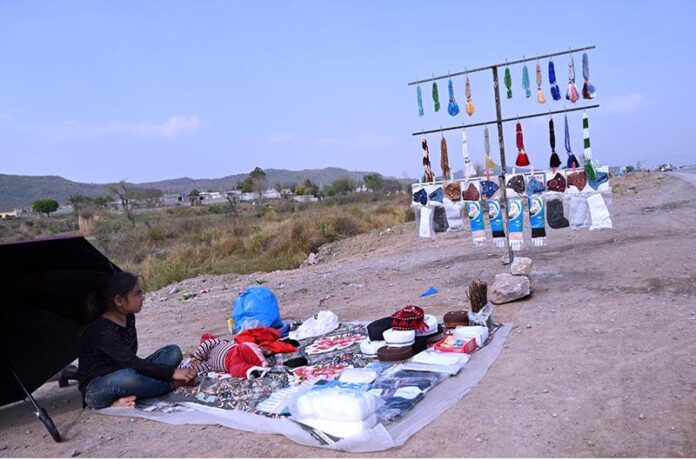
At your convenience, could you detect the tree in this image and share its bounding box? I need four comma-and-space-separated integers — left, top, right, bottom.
331, 177, 357, 195
239, 177, 254, 193
32, 198, 59, 217
134, 187, 164, 208
249, 167, 267, 200
189, 189, 200, 197
302, 179, 319, 196
93, 194, 113, 208
109, 180, 136, 227
363, 174, 385, 193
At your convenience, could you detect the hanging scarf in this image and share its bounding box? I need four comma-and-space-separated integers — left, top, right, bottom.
447, 79, 460, 116
548, 60, 561, 101
461, 130, 477, 179
549, 118, 561, 170
528, 195, 546, 247
432, 82, 441, 112
464, 198, 487, 247
582, 52, 596, 99
484, 125, 497, 180
566, 55, 579, 103
504, 66, 512, 99
440, 135, 451, 180
487, 199, 506, 247
536, 63, 546, 104
583, 112, 597, 180
421, 138, 435, 182
507, 198, 525, 251
515, 122, 530, 167
564, 113, 579, 170
522, 64, 531, 98
416, 85, 424, 117
465, 75, 475, 116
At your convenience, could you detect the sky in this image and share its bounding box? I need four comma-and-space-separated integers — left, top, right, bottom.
1, 1, 695, 184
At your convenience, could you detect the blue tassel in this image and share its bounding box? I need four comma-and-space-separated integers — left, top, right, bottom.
548, 60, 561, 101
564, 113, 579, 168
417, 85, 424, 117
447, 79, 460, 116
522, 64, 531, 98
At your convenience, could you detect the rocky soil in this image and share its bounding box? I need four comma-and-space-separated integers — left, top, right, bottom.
1, 172, 695, 457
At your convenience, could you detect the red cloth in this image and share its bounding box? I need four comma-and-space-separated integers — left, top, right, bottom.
234, 327, 297, 354
224, 343, 265, 378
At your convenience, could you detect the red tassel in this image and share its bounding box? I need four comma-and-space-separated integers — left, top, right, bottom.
515, 122, 531, 167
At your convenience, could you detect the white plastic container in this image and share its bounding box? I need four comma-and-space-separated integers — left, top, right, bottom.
452, 325, 489, 347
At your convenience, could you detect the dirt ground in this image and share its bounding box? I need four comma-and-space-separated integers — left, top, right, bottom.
1, 172, 695, 457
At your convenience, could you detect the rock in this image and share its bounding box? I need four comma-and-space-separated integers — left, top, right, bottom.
70, 449, 81, 457
501, 253, 511, 265
168, 286, 179, 295
489, 273, 531, 304
511, 257, 533, 275
639, 413, 646, 420
305, 253, 318, 266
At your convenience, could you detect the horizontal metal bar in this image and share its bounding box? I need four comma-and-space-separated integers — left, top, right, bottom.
411, 104, 600, 136
407, 46, 596, 86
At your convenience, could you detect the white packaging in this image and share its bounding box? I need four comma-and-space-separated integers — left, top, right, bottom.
453, 325, 489, 347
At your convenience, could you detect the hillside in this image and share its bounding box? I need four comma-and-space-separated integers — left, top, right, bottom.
0, 167, 414, 210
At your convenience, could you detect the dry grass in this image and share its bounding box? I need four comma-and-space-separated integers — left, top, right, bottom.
68, 194, 413, 290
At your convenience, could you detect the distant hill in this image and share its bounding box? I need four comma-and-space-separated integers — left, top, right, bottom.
0, 167, 415, 210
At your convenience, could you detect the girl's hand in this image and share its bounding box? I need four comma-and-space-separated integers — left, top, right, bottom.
173, 368, 197, 382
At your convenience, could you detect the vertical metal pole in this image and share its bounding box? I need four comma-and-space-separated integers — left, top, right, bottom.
491, 66, 515, 264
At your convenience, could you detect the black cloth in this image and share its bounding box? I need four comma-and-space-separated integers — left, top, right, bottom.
547, 199, 569, 229
77, 314, 174, 393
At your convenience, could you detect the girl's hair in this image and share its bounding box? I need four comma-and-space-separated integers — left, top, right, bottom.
85, 271, 140, 323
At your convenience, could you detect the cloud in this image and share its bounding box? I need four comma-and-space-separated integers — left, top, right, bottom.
267, 134, 293, 145
606, 93, 647, 113
37, 115, 202, 141
314, 132, 400, 149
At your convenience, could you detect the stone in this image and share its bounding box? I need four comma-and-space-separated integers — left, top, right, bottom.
501, 252, 511, 265
70, 450, 81, 457
168, 286, 180, 295
489, 273, 531, 305
305, 253, 318, 266
510, 257, 533, 275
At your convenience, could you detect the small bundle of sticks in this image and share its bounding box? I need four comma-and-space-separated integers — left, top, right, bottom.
466, 279, 488, 313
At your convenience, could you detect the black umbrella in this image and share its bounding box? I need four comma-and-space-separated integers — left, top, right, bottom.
0, 235, 120, 442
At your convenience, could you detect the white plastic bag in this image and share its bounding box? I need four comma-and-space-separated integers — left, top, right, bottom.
289, 310, 339, 341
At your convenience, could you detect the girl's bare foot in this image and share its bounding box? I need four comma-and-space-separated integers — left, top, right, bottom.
111, 395, 137, 408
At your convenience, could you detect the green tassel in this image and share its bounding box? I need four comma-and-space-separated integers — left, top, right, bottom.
432, 82, 441, 112
504, 67, 512, 99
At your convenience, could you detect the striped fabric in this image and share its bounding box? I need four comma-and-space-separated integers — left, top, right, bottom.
189, 338, 236, 373
582, 112, 592, 160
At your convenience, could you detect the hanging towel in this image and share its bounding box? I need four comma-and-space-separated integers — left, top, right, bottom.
582, 52, 597, 99
582, 112, 597, 180
504, 67, 513, 99
536, 63, 546, 104
564, 114, 579, 170
522, 64, 531, 98
464, 200, 487, 246
447, 79, 460, 116
465, 75, 475, 116
440, 136, 451, 180
484, 125, 498, 180
528, 195, 546, 246
421, 138, 435, 182
416, 85, 424, 117
487, 199, 506, 247
507, 198, 525, 251
462, 130, 477, 179
515, 122, 531, 167
566, 55, 580, 103
548, 60, 561, 101
432, 82, 441, 112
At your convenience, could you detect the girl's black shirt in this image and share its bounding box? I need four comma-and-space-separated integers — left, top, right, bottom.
77, 314, 174, 393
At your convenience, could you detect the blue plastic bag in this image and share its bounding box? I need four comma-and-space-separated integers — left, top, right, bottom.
232, 286, 282, 332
